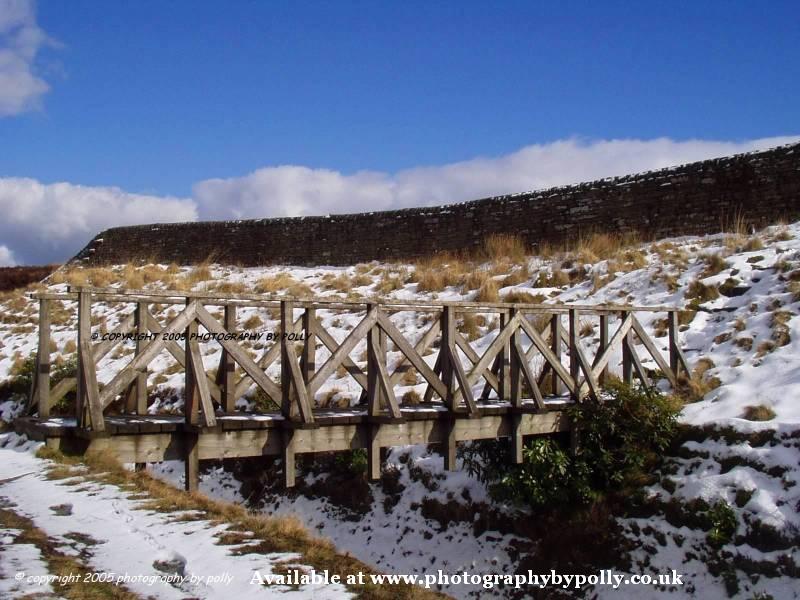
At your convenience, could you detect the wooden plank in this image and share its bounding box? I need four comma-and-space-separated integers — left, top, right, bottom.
233, 316, 299, 399
423, 351, 443, 403
79, 339, 105, 432
377, 313, 448, 400
307, 309, 378, 396
500, 311, 511, 401
195, 303, 283, 403
371, 337, 402, 419
631, 316, 677, 386
185, 307, 200, 426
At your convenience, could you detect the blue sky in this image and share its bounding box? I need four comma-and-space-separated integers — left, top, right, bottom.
0, 0, 798, 264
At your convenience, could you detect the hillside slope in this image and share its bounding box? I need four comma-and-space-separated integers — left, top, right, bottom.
1, 223, 799, 598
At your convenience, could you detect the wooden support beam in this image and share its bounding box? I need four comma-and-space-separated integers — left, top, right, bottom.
500, 311, 511, 401
307, 309, 378, 396
597, 313, 609, 386
423, 351, 443, 403
378, 313, 448, 401
367, 423, 381, 481
185, 301, 200, 426
195, 303, 283, 405
551, 313, 562, 395
440, 307, 455, 408
281, 301, 295, 419
76, 291, 92, 428
511, 413, 523, 464
569, 309, 580, 401
311, 317, 367, 390
626, 336, 651, 387
389, 319, 440, 387
301, 307, 315, 384
35, 298, 51, 418
184, 432, 199, 492
221, 304, 237, 412
187, 336, 217, 427
443, 418, 457, 470
79, 339, 105, 432
631, 317, 676, 386
513, 337, 545, 409
517, 315, 576, 396
510, 308, 522, 407
283, 428, 296, 488
622, 312, 633, 385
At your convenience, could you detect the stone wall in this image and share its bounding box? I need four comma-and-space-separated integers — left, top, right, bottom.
73, 142, 800, 267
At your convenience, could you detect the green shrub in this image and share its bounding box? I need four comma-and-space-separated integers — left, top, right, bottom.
707, 500, 737, 548
567, 380, 679, 490
334, 448, 368, 476
460, 381, 679, 509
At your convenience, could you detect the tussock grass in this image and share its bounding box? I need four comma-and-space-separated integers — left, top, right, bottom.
36, 448, 442, 600
482, 234, 527, 263
741, 404, 776, 421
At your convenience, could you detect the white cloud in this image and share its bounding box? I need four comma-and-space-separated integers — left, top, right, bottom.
0, 244, 15, 266
2, 136, 799, 264
194, 136, 800, 220
0, 0, 54, 116
0, 178, 197, 264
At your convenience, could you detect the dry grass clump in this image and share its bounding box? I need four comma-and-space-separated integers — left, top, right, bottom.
483, 234, 527, 263
318, 387, 347, 408
686, 279, 720, 304
211, 280, 247, 294
254, 273, 312, 297
743, 236, 765, 252
701, 253, 728, 278
459, 312, 486, 340
755, 340, 776, 357
535, 269, 571, 288
741, 404, 776, 422
242, 314, 263, 330
502, 290, 545, 304
475, 278, 499, 303
677, 357, 721, 402
770, 310, 792, 347
410, 254, 466, 293
462, 269, 492, 292
401, 389, 422, 405
773, 228, 793, 242
733, 337, 753, 351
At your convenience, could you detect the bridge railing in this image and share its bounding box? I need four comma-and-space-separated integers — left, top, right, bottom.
27, 286, 689, 434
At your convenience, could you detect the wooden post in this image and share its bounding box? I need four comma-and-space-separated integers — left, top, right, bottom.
366, 303, 381, 416
367, 423, 381, 481
184, 432, 199, 492
441, 306, 455, 409
221, 304, 236, 412
668, 310, 680, 378
551, 313, 562, 395
499, 310, 511, 401
512, 414, 524, 464
185, 299, 199, 426
134, 302, 148, 414
622, 312, 633, 385
443, 418, 457, 470
36, 298, 51, 418
509, 308, 522, 406
283, 428, 296, 488
568, 309, 579, 401
280, 300, 295, 419
301, 307, 315, 384
598, 313, 609, 386
76, 291, 92, 428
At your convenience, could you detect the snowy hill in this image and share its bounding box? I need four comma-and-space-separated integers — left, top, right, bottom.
1, 223, 799, 598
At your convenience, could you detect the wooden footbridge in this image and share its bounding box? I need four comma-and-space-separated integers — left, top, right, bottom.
17, 286, 690, 491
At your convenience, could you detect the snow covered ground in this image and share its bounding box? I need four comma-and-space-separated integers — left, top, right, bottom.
1, 222, 800, 598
